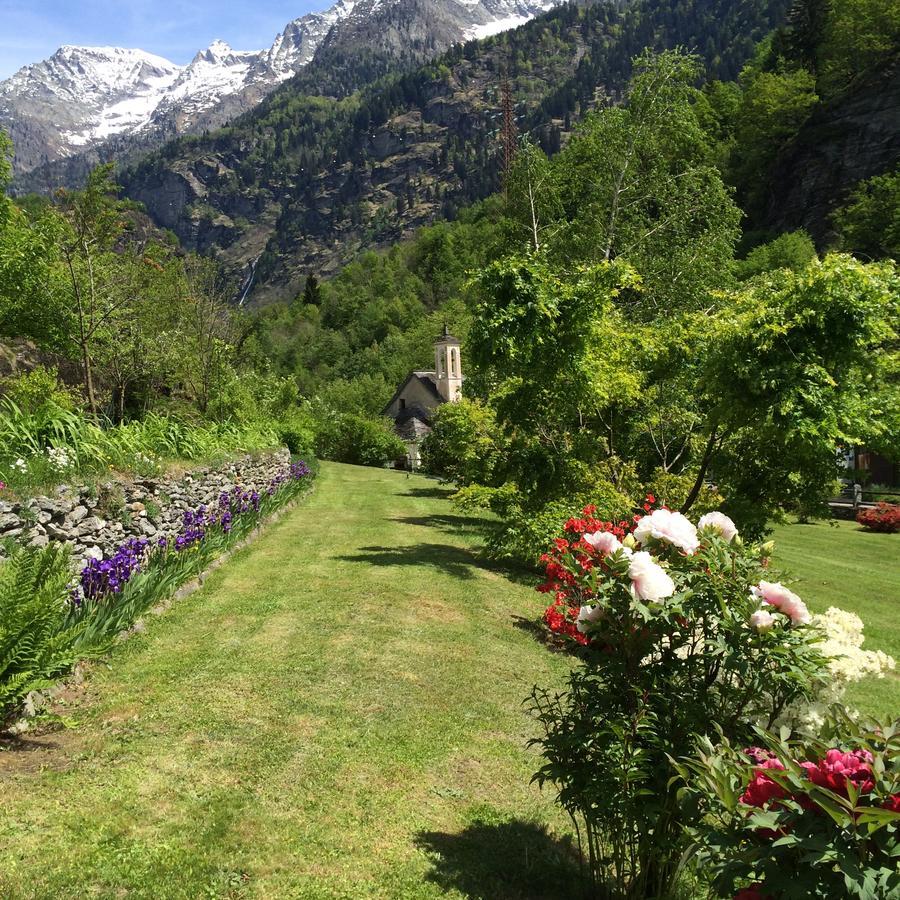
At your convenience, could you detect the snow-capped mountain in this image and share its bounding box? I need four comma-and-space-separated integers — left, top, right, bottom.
1, 0, 562, 180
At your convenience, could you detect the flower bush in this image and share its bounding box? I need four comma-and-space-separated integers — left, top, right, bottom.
530, 504, 830, 897
856, 502, 900, 533
673, 712, 900, 899
786, 607, 895, 731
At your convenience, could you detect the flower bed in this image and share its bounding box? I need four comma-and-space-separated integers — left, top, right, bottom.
1, 458, 314, 728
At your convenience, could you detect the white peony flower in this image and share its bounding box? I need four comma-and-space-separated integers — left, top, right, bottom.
583, 530, 631, 558
628, 551, 676, 602
751, 581, 811, 626
576, 604, 604, 634
749, 609, 776, 632
697, 511, 738, 542
633, 508, 699, 555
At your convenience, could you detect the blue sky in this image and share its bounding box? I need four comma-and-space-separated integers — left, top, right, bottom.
0, 0, 328, 78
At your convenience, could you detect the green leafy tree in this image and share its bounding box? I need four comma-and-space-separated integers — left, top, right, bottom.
728, 65, 819, 220
536, 50, 741, 312
53, 165, 132, 416
736, 230, 818, 279
420, 398, 503, 486
832, 168, 900, 261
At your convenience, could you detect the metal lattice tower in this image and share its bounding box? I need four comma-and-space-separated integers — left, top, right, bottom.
500, 76, 516, 186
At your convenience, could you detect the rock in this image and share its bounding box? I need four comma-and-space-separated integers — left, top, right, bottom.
0, 512, 19, 531
29, 532, 49, 548
69, 505, 89, 523
78, 516, 106, 534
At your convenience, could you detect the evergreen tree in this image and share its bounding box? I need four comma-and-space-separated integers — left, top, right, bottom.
302, 272, 322, 306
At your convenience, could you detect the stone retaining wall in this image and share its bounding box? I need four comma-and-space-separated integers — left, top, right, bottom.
0, 449, 290, 569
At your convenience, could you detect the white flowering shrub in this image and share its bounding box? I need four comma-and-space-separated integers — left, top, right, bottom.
782, 606, 896, 731
45, 446, 73, 471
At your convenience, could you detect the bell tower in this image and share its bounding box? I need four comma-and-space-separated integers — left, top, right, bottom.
434, 324, 463, 402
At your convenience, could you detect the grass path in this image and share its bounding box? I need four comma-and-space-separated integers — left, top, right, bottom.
0, 463, 579, 900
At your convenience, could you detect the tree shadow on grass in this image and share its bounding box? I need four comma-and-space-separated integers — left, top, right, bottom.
415, 818, 586, 900
391, 513, 497, 532
338, 541, 538, 586
404, 485, 455, 500
338, 543, 495, 580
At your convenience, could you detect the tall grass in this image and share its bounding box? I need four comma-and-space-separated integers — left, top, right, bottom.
0, 398, 281, 494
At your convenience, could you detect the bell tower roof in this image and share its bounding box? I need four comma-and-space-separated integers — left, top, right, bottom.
435, 323, 460, 345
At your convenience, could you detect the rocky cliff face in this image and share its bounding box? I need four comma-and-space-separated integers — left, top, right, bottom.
762, 63, 900, 244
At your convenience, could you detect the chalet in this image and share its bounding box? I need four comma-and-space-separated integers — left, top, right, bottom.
383, 326, 462, 469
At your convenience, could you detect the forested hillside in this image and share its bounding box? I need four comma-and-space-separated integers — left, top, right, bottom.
121, 0, 791, 302
239, 0, 899, 479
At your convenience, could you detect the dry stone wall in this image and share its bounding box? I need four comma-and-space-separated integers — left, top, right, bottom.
0, 449, 290, 569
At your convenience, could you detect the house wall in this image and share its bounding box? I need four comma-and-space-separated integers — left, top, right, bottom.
384, 378, 443, 419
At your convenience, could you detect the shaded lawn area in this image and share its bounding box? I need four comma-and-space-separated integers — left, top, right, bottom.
770, 519, 899, 720
0, 462, 581, 899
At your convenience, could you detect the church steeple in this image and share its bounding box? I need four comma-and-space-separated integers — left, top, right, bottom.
434, 324, 462, 402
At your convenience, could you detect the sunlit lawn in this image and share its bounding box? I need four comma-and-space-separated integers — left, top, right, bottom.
0, 462, 580, 899
770, 518, 899, 720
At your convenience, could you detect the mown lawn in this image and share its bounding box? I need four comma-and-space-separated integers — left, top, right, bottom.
0, 462, 580, 899
770, 518, 899, 720
2, 468, 896, 899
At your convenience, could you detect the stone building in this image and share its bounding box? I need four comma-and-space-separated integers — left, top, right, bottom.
383, 326, 462, 469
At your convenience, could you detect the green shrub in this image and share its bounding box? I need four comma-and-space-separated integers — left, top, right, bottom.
454, 481, 634, 566
1, 366, 76, 415
315, 413, 406, 467
420, 398, 502, 486
0, 545, 107, 727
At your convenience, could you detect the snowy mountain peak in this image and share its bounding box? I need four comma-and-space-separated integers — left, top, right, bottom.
1, 0, 563, 179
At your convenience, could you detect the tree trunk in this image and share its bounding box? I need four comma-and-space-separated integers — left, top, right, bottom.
680, 428, 719, 513
81, 341, 98, 419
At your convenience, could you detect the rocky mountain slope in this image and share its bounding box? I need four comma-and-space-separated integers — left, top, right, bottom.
762, 61, 900, 244
119, 0, 790, 304
2, 0, 561, 188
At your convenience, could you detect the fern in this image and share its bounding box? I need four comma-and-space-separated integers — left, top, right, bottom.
0, 545, 108, 727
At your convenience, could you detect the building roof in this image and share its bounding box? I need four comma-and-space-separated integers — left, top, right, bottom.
394, 408, 433, 442
435, 323, 460, 345
382, 371, 443, 416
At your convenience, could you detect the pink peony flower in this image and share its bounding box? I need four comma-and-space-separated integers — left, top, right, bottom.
697, 510, 738, 541
751, 581, 811, 626
633, 508, 699, 555
628, 551, 676, 602
576, 604, 604, 634
749, 609, 776, 633
740, 757, 787, 808
583, 530, 628, 557
802, 748, 875, 795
